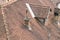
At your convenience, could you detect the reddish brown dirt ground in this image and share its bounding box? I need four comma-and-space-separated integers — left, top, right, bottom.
0, 0, 60, 40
